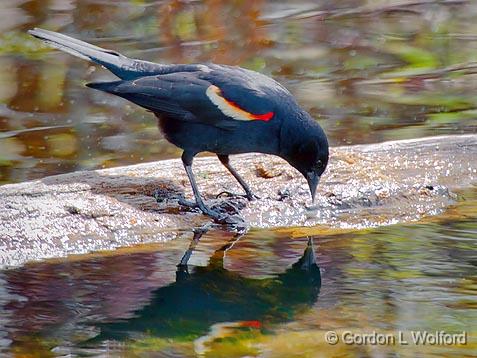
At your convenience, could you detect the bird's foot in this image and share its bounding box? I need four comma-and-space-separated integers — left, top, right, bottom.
178, 197, 245, 226
216, 191, 260, 201
205, 206, 246, 226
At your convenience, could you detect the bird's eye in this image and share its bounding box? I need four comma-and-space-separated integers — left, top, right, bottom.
315, 160, 323, 169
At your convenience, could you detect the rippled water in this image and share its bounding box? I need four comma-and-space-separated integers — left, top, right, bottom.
0, 188, 475, 357
1, 0, 477, 183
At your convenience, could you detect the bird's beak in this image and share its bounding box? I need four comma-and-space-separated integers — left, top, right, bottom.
306, 171, 320, 204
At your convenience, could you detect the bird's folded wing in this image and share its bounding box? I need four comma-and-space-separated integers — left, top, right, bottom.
86, 80, 193, 119
87, 71, 277, 129
204, 85, 274, 122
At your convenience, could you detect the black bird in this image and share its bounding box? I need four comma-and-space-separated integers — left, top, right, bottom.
29, 28, 329, 222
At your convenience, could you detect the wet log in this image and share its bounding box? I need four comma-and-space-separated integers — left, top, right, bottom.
1, 134, 476, 267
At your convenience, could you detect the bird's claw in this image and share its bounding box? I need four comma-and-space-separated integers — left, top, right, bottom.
178, 197, 245, 226
248, 193, 260, 201
202, 206, 245, 226
216, 191, 260, 201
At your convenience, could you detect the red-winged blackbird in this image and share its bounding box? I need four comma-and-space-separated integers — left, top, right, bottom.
29, 28, 329, 222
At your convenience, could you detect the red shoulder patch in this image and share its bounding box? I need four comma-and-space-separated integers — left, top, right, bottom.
206, 85, 274, 122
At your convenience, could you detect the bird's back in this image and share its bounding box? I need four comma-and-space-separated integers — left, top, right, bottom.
29, 28, 323, 159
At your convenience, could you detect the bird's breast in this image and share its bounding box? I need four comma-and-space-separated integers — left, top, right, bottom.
158, 115, 280, 156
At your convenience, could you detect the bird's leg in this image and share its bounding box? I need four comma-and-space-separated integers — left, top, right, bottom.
216, 154, 258, 201
180, 152, 227, 222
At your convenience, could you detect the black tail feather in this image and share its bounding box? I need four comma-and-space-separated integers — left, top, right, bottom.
28, 28, 166, 80
86, 81, 122, 93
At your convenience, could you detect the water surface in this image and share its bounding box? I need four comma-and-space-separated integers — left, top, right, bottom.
1, 188, 475, 356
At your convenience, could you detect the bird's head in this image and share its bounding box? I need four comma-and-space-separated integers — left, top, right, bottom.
280, 114, 329, 203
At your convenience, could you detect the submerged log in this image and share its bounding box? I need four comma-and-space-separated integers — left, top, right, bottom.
1, 134, 476, 267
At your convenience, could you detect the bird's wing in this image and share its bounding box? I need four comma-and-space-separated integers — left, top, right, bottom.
87, 70, 280, 129
198, 64, 288, 120
29, 29, 287, 120
87, 75, 197, 120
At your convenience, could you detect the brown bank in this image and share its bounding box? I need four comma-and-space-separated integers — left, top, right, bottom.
1, 134, 476, 268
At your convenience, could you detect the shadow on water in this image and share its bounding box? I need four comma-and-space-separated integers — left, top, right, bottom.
90, 235, 321, 344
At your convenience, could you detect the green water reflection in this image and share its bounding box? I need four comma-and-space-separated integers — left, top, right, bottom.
1, 0, 477, 183
0, 188, 475, 357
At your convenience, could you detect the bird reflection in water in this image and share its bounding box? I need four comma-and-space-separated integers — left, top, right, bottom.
89, 232, 321, 349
